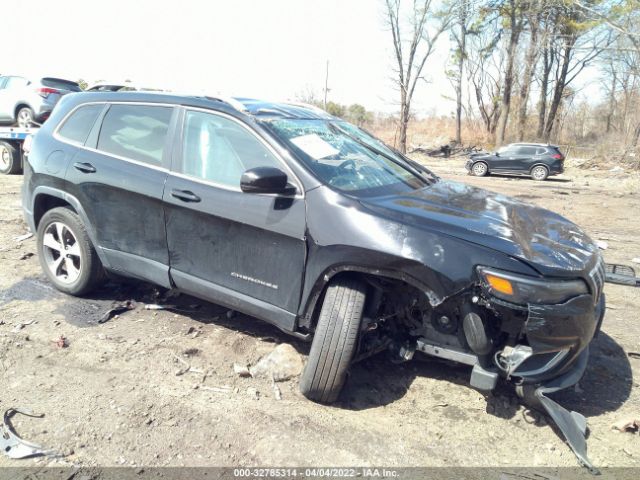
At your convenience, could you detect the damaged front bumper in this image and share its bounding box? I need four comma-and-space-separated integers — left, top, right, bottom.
495, 293, 605, 472
499, 292, 605, 385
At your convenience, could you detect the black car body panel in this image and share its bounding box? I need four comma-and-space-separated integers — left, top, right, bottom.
22, 91, 604, 393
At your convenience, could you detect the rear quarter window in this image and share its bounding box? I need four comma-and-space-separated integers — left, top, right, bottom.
536, 148, 548, 155
57, 104, 104, 145
96, 104, 173, 166
516, 146, 537, 155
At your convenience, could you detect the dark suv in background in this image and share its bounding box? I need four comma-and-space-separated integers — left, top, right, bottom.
466, 142, 565, 181
22, 92, 604, 467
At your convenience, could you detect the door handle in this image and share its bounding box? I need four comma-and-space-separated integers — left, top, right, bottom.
170, 189, 201, 203
73, 162, 96, 173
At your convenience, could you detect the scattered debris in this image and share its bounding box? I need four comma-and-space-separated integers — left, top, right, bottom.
628, 352, 640, 360
249, 344, 303, 381
17, 252, 34, 260
200, 385, 232, 394
552, 190, 570, 196
14, 232, 33, 242
605, 263, 640, 287
246, 387, 260, 399
596, 240, 608, 250
612, 418, 640, 433
233, 363, 252, 377
54, 335, 68, 348
1, 408, 60, 459
145, 303, 200, 313
182, 348, 200, 357
271, 375, 282, 400
98, 300, 136, 324
172, 353, 191, 376
144, 304, 175, 311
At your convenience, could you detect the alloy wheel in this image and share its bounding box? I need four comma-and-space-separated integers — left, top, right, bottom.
42, 222, 83, 284
17, 109, 34, 128
472, 162, 487, 176
532, 166, 547, 180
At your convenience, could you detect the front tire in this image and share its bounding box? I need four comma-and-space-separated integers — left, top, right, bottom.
0, 141, 22, 175
299, 278, 367, 403
37, 207, 104, 296
531, 165, 549, 181
471, 161, 488, 177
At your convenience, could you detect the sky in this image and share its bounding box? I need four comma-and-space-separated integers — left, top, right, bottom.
3, 0, 601, 116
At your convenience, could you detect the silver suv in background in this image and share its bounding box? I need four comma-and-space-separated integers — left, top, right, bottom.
0, 76, 82, 127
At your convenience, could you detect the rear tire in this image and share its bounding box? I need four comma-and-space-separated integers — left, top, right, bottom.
37, 207, 105, 296
531, 165, 549, 181
471, 161, 488, 177
299, 278, 367, 403
0, 141, 22, 175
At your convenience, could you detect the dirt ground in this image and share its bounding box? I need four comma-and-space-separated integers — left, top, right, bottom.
0, 158, 639, 471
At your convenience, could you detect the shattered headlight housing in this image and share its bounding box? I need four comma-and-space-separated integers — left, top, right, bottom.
477, 267, 588, 305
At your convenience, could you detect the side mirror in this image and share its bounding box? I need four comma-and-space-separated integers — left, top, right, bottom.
240, 167, 293, 195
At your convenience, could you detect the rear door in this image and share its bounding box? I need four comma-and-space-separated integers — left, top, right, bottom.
63, 102, 177, 286
163, 108, 307, 331
512, 146, 537, 171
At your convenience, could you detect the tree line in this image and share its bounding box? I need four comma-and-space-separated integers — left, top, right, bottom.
384, 0, 640, 156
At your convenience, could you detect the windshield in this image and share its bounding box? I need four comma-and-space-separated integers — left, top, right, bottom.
264, 118, 430, 195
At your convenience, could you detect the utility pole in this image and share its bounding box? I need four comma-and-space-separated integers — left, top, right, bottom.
323, 60, 330, 109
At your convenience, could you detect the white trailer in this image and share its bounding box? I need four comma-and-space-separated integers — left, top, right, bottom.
0, 126, 38, 175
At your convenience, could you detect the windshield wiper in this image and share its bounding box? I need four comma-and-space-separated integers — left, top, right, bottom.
328, 123, 437, 184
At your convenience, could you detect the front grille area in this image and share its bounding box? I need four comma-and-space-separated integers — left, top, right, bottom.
588, 257, 606, 304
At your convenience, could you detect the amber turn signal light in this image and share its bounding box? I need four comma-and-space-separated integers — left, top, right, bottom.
485, 274, 514, 296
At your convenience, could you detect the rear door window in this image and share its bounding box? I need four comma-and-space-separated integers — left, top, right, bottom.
57, 104, 104, 145
0, 77, 7, 89
180, 110, 282, 188
97, 104, 173, 166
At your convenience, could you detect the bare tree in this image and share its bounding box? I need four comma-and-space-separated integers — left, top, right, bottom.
450, 0, 472, 144
495, 0, 525, 146
384, 0, 451, 153
467, 18, 505, 135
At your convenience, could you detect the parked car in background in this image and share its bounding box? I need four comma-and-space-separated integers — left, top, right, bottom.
465, 142, 565, 181
0, 76, 82, 127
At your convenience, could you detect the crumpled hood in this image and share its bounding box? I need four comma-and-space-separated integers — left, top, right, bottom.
361, 180, 599, 275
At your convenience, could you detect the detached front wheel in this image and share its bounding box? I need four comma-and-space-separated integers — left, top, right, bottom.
299, 278, 367, 403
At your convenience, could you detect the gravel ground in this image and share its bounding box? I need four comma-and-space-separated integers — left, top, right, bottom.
0, 159, 638, 472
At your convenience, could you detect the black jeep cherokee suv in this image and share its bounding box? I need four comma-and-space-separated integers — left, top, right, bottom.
22, 93, 604, 444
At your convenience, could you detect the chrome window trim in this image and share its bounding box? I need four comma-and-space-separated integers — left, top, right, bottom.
177, 106, 304, 198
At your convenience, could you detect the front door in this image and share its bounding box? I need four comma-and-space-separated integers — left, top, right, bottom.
163, 108, 306, 331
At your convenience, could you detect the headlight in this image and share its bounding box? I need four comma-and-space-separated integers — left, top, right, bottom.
477, 267, 588, 305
